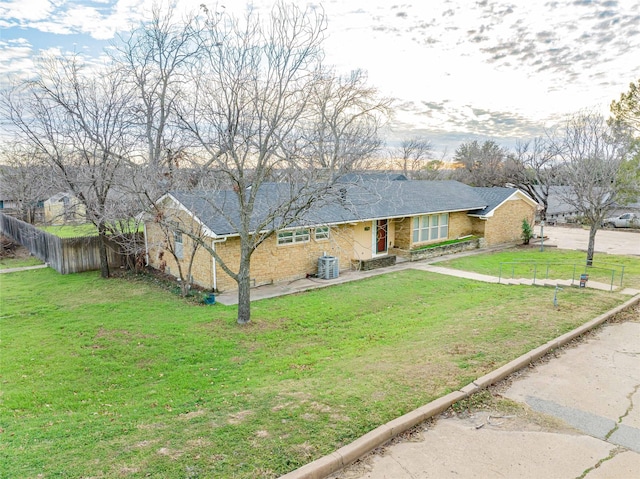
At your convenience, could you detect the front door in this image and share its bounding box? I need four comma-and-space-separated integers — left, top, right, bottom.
376, 219, 388, 254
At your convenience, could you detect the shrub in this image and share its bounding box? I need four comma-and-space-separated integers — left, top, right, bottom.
521, 218, 533, 245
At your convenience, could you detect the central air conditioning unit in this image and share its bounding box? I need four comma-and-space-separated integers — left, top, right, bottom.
317, 255, 339, 280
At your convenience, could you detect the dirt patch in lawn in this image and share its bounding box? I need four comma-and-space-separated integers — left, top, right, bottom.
0, 239, 30, 259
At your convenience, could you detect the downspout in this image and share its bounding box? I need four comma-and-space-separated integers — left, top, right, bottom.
143, 222, 149, 266
211, 236, 227, 291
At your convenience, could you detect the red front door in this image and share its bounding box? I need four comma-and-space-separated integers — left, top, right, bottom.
376, 219, 388, 254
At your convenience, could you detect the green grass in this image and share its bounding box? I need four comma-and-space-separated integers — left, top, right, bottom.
0, 256, 43, 269
412, 235, 478, 251
0, 253, 637, 478
436, 248, 640, 289
39, 223, 98, 238
39, 221, 143, 238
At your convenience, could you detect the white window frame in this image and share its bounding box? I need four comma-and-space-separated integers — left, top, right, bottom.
314, 226, 330, 241
277, 228, 310, 246
174, 230, 184, 259
412, 213, 448, 243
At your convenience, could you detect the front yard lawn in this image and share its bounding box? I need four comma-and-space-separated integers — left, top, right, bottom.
1, 254, 636, 478
437, 248, 640, 289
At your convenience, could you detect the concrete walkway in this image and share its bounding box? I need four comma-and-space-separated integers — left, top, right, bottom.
216, 255, 638, 305
215, 226, 640, 305
413, 263, 639, 294
213, 246, 509, 305
0, 264, 48, 274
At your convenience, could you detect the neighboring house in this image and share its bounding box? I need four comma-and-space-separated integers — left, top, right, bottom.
610, 199, 640, 218
144, 180, 537, 292
0, 196, 46, 223
0, 168, 49, 224
542, 186, 640, 225
43, 192, 86, 225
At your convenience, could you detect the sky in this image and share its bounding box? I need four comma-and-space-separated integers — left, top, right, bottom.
1, 0, 639, 155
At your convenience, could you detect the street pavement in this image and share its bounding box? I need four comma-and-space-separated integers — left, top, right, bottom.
541, 225, 640, 256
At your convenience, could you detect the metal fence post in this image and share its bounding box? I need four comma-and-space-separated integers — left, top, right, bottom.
610, 270, 614, 292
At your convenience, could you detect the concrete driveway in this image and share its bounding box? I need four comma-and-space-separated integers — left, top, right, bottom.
329, 317, 640, 479
541, 225, 640, 256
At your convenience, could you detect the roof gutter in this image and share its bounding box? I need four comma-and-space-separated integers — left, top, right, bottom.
211, 236, 227, 292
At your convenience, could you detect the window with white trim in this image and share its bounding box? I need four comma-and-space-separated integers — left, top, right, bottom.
314, 226, 330, 241
277, 228, 310, 245
412, 213, 448, 243
174, 230, 184, 259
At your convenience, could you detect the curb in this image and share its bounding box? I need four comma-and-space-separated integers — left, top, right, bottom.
279, 294, 640, 479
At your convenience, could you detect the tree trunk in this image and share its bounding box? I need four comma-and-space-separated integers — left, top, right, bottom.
98, 224, 110, 278
586, 223, 598, 266
540, 198, 548, 222
236, 254, 251, 324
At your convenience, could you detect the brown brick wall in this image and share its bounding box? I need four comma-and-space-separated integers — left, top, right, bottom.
470, 217, 486, 237
145, 218, 215, 290
213, 225, 356, 291
146, 208, 358, 292
483, 198, 536, 245
448, 211, 474, 240
394, 217, 412, 249
393, 212, 479, 250
145, 194, 535, 291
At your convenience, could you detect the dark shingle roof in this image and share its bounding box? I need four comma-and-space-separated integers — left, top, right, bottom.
468, 187, 521, 216
338, 172, 408, 182
167, 180, 519, 236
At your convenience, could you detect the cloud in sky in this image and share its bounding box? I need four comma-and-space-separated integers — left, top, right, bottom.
1, 0, 638, 153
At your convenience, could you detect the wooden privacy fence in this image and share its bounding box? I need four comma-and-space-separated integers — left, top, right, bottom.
0, 213, 138, 274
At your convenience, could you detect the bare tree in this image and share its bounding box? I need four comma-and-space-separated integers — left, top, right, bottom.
1, 56, 135, 277
167, 2, 388, 324
112, 3, 203, 173
148, 206, 203, 297
504, 137, 558, 221
0, 143, 53, 224
305, 69, 391, 176
394, 137, 433, 178
108, 4, 208, 278
552, 111, 634, 265
453, 139, 508, 186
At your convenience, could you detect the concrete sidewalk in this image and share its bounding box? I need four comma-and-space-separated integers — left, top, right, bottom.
216, 253, 638, 305
213, 245, 509, 305
0, 264, 48, 274
215, 226, 640, 305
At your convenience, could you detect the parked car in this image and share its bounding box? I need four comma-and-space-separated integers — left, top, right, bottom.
603, 213, 639, 228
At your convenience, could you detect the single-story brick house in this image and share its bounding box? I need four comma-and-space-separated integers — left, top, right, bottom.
144, 179, 537, 292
